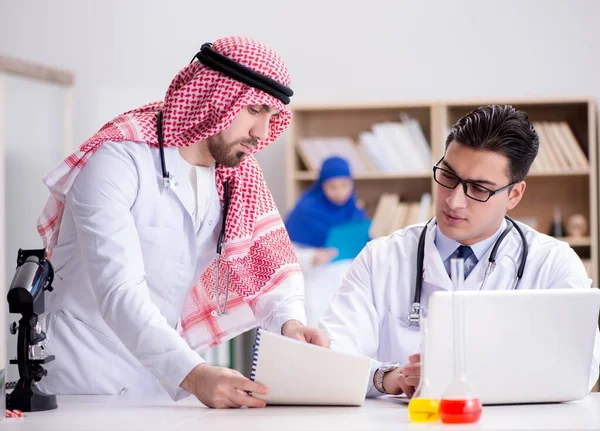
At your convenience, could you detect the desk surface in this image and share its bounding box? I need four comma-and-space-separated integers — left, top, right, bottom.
3, 394, 600, 430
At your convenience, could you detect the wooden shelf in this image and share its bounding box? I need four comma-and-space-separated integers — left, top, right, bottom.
441, 96, 594, 107
290, 100, 434, 112
294, 170, 589, 181
0, 55, 75, 86
294, 171, 431, 181
528, 170, 589, 177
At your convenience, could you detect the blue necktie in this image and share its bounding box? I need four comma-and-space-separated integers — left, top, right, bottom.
455, 245, 474, 261
453, 245, 474, 278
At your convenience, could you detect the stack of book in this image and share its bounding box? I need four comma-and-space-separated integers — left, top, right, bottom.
296, 113, 431, 174
296, 136, 371, 174
530, 122, 588, 173
369, 193, 433, 239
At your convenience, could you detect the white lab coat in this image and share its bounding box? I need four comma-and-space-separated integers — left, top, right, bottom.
37, 141, 306, 399
319, 220, 600, 397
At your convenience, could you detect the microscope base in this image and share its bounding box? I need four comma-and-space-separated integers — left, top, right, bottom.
6, 383, 57, 412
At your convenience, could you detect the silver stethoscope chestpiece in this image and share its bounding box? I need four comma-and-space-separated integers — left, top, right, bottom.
163, 174, 178, 189
406, 303, 421, 327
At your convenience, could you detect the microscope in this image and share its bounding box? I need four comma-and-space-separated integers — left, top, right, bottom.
5, 248, 57, 412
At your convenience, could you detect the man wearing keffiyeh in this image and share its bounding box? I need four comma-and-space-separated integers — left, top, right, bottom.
35, 36, 329, 408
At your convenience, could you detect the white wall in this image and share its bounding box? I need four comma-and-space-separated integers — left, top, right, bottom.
0, 74, 69, 381
1, 0, 600, 208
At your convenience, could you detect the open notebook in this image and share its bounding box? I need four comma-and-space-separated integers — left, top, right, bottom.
249, 328, 372, 406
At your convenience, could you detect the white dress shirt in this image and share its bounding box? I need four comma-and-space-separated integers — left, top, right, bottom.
181, 157, 213, 232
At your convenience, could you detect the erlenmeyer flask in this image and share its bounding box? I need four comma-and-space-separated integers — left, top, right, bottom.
439, 257, 482, 424
408, 314, 439, 422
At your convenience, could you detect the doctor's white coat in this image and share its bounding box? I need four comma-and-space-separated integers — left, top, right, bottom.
37, 141, 306, 399
319, 220, 600, 397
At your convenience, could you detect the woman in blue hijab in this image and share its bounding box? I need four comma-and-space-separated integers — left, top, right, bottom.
286, 156, 368, 266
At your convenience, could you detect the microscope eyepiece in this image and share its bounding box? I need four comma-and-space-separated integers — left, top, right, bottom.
7, 250, 54, 317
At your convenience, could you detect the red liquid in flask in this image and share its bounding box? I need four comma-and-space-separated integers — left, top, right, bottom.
439, 257, 483, 424
439, 398, 482, 424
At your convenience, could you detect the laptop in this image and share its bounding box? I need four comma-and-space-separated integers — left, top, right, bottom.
424, 288, 600, 404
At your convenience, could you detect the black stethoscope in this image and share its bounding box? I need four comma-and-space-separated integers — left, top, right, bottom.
157, 109, 231, 317
154, 42, 293, 317
406, 215, 528, 326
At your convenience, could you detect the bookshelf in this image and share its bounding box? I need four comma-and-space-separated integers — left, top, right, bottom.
285, 98, 598, 284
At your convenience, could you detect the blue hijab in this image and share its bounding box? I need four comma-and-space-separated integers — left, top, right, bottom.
285, 156, 368, 247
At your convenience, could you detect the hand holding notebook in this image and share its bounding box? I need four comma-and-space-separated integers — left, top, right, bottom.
249, 328, 372, 406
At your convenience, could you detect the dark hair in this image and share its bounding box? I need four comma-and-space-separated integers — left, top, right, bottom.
445, 105, 539, 183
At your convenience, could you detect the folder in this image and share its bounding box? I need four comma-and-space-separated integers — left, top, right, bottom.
324, 219, 371, 262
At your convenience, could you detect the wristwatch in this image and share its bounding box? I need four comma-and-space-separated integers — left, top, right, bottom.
374, 362, 402, 394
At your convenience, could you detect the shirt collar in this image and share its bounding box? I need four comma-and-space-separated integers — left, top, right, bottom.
434, 218, 507, 262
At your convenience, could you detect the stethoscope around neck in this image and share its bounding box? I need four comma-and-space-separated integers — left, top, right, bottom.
153, 43, 294, 317
156, 110, 231, 317
406, 215, 528, 327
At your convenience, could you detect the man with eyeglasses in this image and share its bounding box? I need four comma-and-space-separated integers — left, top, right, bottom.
319, 104, 600, 398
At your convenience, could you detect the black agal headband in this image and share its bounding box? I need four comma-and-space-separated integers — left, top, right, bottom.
192, 42, 294, 105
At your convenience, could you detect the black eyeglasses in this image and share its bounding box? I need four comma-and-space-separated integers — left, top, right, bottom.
433, 158, 516, 203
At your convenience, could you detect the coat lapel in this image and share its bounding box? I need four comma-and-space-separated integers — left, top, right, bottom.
423, 220, 453, 291
162, 147, 196, 221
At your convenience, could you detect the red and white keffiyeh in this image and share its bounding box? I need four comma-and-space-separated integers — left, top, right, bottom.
37, 36, 301, 350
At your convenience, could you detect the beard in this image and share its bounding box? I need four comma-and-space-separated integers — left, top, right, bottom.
207, 133, 258, 167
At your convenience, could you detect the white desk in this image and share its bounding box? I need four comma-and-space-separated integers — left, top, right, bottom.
3, 394, 600, 430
